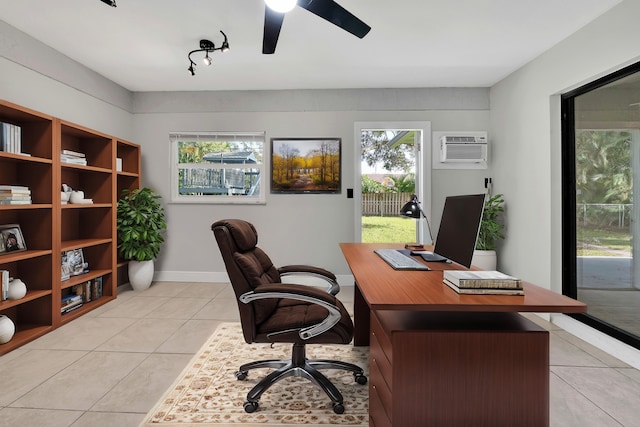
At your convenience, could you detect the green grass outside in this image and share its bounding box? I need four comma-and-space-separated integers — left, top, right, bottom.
577, 227, 631, 256
361, 216, 416, 243
362, 217, 632, 255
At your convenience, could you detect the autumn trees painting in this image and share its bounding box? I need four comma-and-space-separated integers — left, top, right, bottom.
271, 138, 341, 193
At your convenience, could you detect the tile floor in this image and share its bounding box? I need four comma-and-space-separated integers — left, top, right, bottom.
0, 281, 637, 426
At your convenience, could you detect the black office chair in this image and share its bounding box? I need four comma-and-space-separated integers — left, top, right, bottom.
211, 219, 367, 414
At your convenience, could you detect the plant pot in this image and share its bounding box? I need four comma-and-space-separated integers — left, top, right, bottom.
128, 260, 154, 291
471, 250, 497, 271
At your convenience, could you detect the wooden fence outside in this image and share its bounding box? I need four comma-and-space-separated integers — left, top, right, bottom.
362, 192, 412, 216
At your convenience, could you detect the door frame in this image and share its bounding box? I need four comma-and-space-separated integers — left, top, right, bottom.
353, 121, 432, 242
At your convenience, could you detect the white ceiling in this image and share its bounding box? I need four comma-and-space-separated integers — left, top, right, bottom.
0, 0, 621, 93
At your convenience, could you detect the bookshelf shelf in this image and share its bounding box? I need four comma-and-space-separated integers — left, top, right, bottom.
0, 289, 51, 310
61, 269, 111, 290
0, 98, 140, 355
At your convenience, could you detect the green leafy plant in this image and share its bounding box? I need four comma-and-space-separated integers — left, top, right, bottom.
476, 193, 505, 251
117, 188, 167, 261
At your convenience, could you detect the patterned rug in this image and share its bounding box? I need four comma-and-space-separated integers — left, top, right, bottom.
141, 323, 369, 426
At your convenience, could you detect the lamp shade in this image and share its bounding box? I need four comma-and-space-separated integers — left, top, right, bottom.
400, 195, 421, 219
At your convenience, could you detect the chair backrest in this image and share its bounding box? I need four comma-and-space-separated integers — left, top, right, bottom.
211, 219, 281, 343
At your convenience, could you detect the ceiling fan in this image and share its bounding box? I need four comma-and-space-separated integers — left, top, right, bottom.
262, 0, 371, 54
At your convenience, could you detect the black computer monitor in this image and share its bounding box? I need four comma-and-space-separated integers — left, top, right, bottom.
428, 193, 486, 268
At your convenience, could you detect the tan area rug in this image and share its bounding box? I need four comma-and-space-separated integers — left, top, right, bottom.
141, 323, 369, 426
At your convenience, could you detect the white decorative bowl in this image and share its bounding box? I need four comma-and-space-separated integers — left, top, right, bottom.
8, 279, 27, 300
70, 191, 85, 204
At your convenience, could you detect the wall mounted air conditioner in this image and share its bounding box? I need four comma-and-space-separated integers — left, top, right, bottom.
439, 133, 488, 163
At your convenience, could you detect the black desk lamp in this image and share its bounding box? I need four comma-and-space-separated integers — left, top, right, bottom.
400, 194, 434, 246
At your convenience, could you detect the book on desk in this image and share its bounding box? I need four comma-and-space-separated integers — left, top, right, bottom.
443, 270, 524, 295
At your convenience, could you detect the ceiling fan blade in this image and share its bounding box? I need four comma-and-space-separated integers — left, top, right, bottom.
299, 0, 371, 39
263, 6, 285, 54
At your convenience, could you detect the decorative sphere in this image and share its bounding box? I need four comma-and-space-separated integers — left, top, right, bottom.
8, 279, 27, 300
0, 315, 15, 344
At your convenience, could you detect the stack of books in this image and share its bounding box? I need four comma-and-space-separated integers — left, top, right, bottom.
443, 270, 524, 295
61, 294, 83, 314
0, 121, 22, 154
0, 185, 31, 205
70, 276, 103, 303
60, 149, 87, 165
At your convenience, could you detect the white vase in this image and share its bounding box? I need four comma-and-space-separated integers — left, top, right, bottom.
0, 315, 15, 344
471, 250, 497, 271
7, 279, 27, 300
128, 260, 154, 291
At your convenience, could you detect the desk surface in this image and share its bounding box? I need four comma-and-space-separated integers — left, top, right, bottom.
340, 243, 586, 313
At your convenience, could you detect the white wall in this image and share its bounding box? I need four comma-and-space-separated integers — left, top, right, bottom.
489, 0, 640, 366
131, 92, 490, 281
0, 57, 133, 139
490, 0, 640, 290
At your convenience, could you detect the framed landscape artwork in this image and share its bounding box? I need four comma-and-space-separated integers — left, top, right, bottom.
271, 138, 341, 194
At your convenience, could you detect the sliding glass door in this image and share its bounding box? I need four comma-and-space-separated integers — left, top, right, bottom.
562, 62, 640, 349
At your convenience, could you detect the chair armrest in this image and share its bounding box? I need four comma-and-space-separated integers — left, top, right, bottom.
278, 265, 340, 295
239, 283, 341, 340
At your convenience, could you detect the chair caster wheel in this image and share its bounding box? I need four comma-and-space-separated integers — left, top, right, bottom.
332, 402, 345, 414
354, 373, 368, 385
244, 401, 259, 413
236, 371, 248, 381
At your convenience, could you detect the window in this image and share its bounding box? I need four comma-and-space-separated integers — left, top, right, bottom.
170, 132, 265, 204
561, 61, 640, 350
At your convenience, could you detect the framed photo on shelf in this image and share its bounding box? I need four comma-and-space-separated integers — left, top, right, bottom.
271, 138, 341, 194
0, 224, 27, 254
61, 248, 88, 280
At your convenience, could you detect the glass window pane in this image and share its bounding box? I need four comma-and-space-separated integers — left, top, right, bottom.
571, 71, 640, 343
171, 133, 265, 204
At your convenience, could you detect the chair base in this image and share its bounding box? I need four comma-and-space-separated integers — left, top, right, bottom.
236, 343, 367, 414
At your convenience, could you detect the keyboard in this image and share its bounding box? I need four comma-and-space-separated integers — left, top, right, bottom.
374, 249, 430, 270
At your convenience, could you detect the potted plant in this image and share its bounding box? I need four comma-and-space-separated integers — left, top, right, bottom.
117, 187, 167, 290
472, 193, 505, 270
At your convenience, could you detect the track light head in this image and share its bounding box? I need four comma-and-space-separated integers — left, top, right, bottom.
203, 54, 212, 66
100, 0, 117, 7
220, 31, 230, 52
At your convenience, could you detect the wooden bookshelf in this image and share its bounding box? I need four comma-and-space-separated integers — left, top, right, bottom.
0, 99, 140, 353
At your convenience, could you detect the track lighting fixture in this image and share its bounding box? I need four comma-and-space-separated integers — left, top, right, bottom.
100, 0, 117, 7
187, 31, 230, 76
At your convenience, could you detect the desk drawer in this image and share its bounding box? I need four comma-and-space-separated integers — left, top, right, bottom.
371, 312, 392, 364
369, 378, 392, 427
370, 356, 393, 421
370, 330, 393, 390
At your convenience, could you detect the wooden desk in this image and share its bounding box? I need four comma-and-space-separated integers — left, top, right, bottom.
340, 243, 587, 426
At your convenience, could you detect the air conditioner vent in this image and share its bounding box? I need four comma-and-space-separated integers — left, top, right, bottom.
439, 133, 488, 163
444, 136, 481, 143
